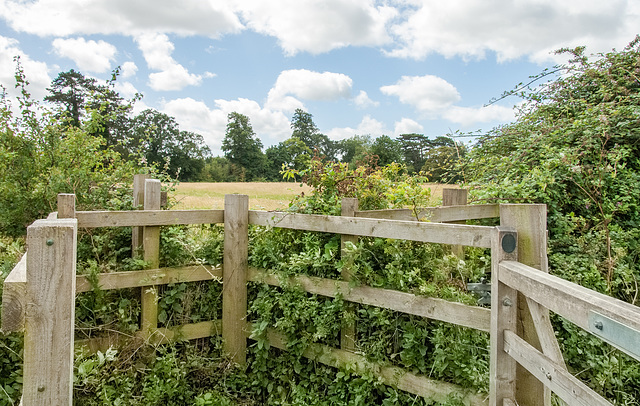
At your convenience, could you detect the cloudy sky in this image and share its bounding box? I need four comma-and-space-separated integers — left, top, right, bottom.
1, 0, 638, 155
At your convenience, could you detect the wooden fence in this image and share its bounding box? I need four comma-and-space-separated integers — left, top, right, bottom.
2, 179, 640, 406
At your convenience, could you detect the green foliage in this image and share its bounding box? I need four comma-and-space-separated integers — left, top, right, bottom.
462, 37, 640, 403
222, 112, 266, 181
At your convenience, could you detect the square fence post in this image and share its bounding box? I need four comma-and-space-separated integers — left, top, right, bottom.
340, 198, 359, 352
141, 179, 161, 339
222, 194, 249, 364
442, 188, 468, 258
22, 218, 77, 406
490, 226, 518, 406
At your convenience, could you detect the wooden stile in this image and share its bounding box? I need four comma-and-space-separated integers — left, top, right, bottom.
22, 219, 77, 406
141, 179, 161, 338
222, 194, 249, 364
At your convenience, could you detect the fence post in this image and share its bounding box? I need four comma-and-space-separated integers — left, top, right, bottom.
222, 194, 249, 364
141, 179, 161, 339
57, 194, 76, 219
132, 173, 150, 255
340, 198, 358, 352
22, 218, 77, 406
500, 204, 565, 406
442, 188, 467, 258
490, 226, 518, 406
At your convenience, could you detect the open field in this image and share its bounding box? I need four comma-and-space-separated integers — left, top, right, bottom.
172, 182, 453, 210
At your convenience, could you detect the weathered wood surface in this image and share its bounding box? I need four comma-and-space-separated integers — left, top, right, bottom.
76, 265, 222, 293
499, 260, 640, 348
355, 204, 499, 222
76, 209, 224, 228
249, 211, 493, 248
249, 324, 488, 405
141, 180, 161, 338
76, 320, 223, 353
132, 173, 150, 254
22, 219, 77, 406
501, 204, 562, 406
340, 198, 358, 352
222, 194, 249, 364
443, 189, 468, 258
1, 253, 27, 333
489, 227, 519, 406
503, 330, 612, 406
248, 268, 490, 332
57, 194, 76, 219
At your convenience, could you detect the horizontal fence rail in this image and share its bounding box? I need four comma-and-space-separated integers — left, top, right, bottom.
250, 211, 493, 248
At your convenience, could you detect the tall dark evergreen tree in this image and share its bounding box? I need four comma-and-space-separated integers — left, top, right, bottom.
291, 108, 335, 160
222, 112, 266, 181
44, 69, 98, 127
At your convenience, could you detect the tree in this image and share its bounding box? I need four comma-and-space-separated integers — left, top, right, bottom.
397, 133, 430, 173
44, 69, 97, 127
291, 108, 335, 160
336, 135, 371, 167
265, 138, 312, 181
421, 136, 465, 182
131, 109, 210, 181
370, 135, 402, 167
222, 112, 266, 181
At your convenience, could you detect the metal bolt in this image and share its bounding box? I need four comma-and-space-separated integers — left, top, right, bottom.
46, 239, 54, 246
38, 385, 45, 392
594, 321, 603, 330
502, 297, 513, 307
545, 372, 552, 380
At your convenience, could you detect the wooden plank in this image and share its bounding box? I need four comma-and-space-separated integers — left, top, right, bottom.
340, 198, 358, 352
141, 180, 161, 338
443, 189, 468, 258
132, 174, 150, 255
503, 330, 613, 406
75, 265, 222, 293
249, 211, 493, 248
499, 260, 640, 338
501, 204, 562, 406
76, 209, 225, 228
355, 204, 500, 222
490, 227, 519, 406
1, 253, 27, 333
152, 320, 222, 345
249, 325, 487, 405
76, 320, 223, 353
22, 219, 77, 406
222, 194, 249, 364
249, 269, 490, 332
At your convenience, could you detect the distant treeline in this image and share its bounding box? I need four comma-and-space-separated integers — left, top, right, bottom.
41, 69, 465, 183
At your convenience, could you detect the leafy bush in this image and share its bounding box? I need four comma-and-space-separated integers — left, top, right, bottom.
460, 37, 640, 403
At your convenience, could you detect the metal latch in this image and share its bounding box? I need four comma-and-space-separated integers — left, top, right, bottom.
589, 311, 640, 362
467, 278, 491, 306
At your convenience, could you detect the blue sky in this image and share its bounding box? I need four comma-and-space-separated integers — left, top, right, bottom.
1, 1, 638, 155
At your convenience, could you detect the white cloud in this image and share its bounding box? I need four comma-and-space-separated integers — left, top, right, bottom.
135, 33, 203, 91
1, 0, 243, 38
267, 69, 353, 112
393, 118, 423, 136
0, 36, 51, 100
161, 97, 291, 154
120, 61, 138, 78
236, 0, 396, 55
380, 75, 460, 114
388, 0, 639, 63
113, 81, 140, 100
52, 37, 116, 73
327, 115, 388, 140
353, 90, 379, 109
442, 105, 515, 127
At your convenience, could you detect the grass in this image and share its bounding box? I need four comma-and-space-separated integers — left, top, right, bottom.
172, 182, 453, 211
